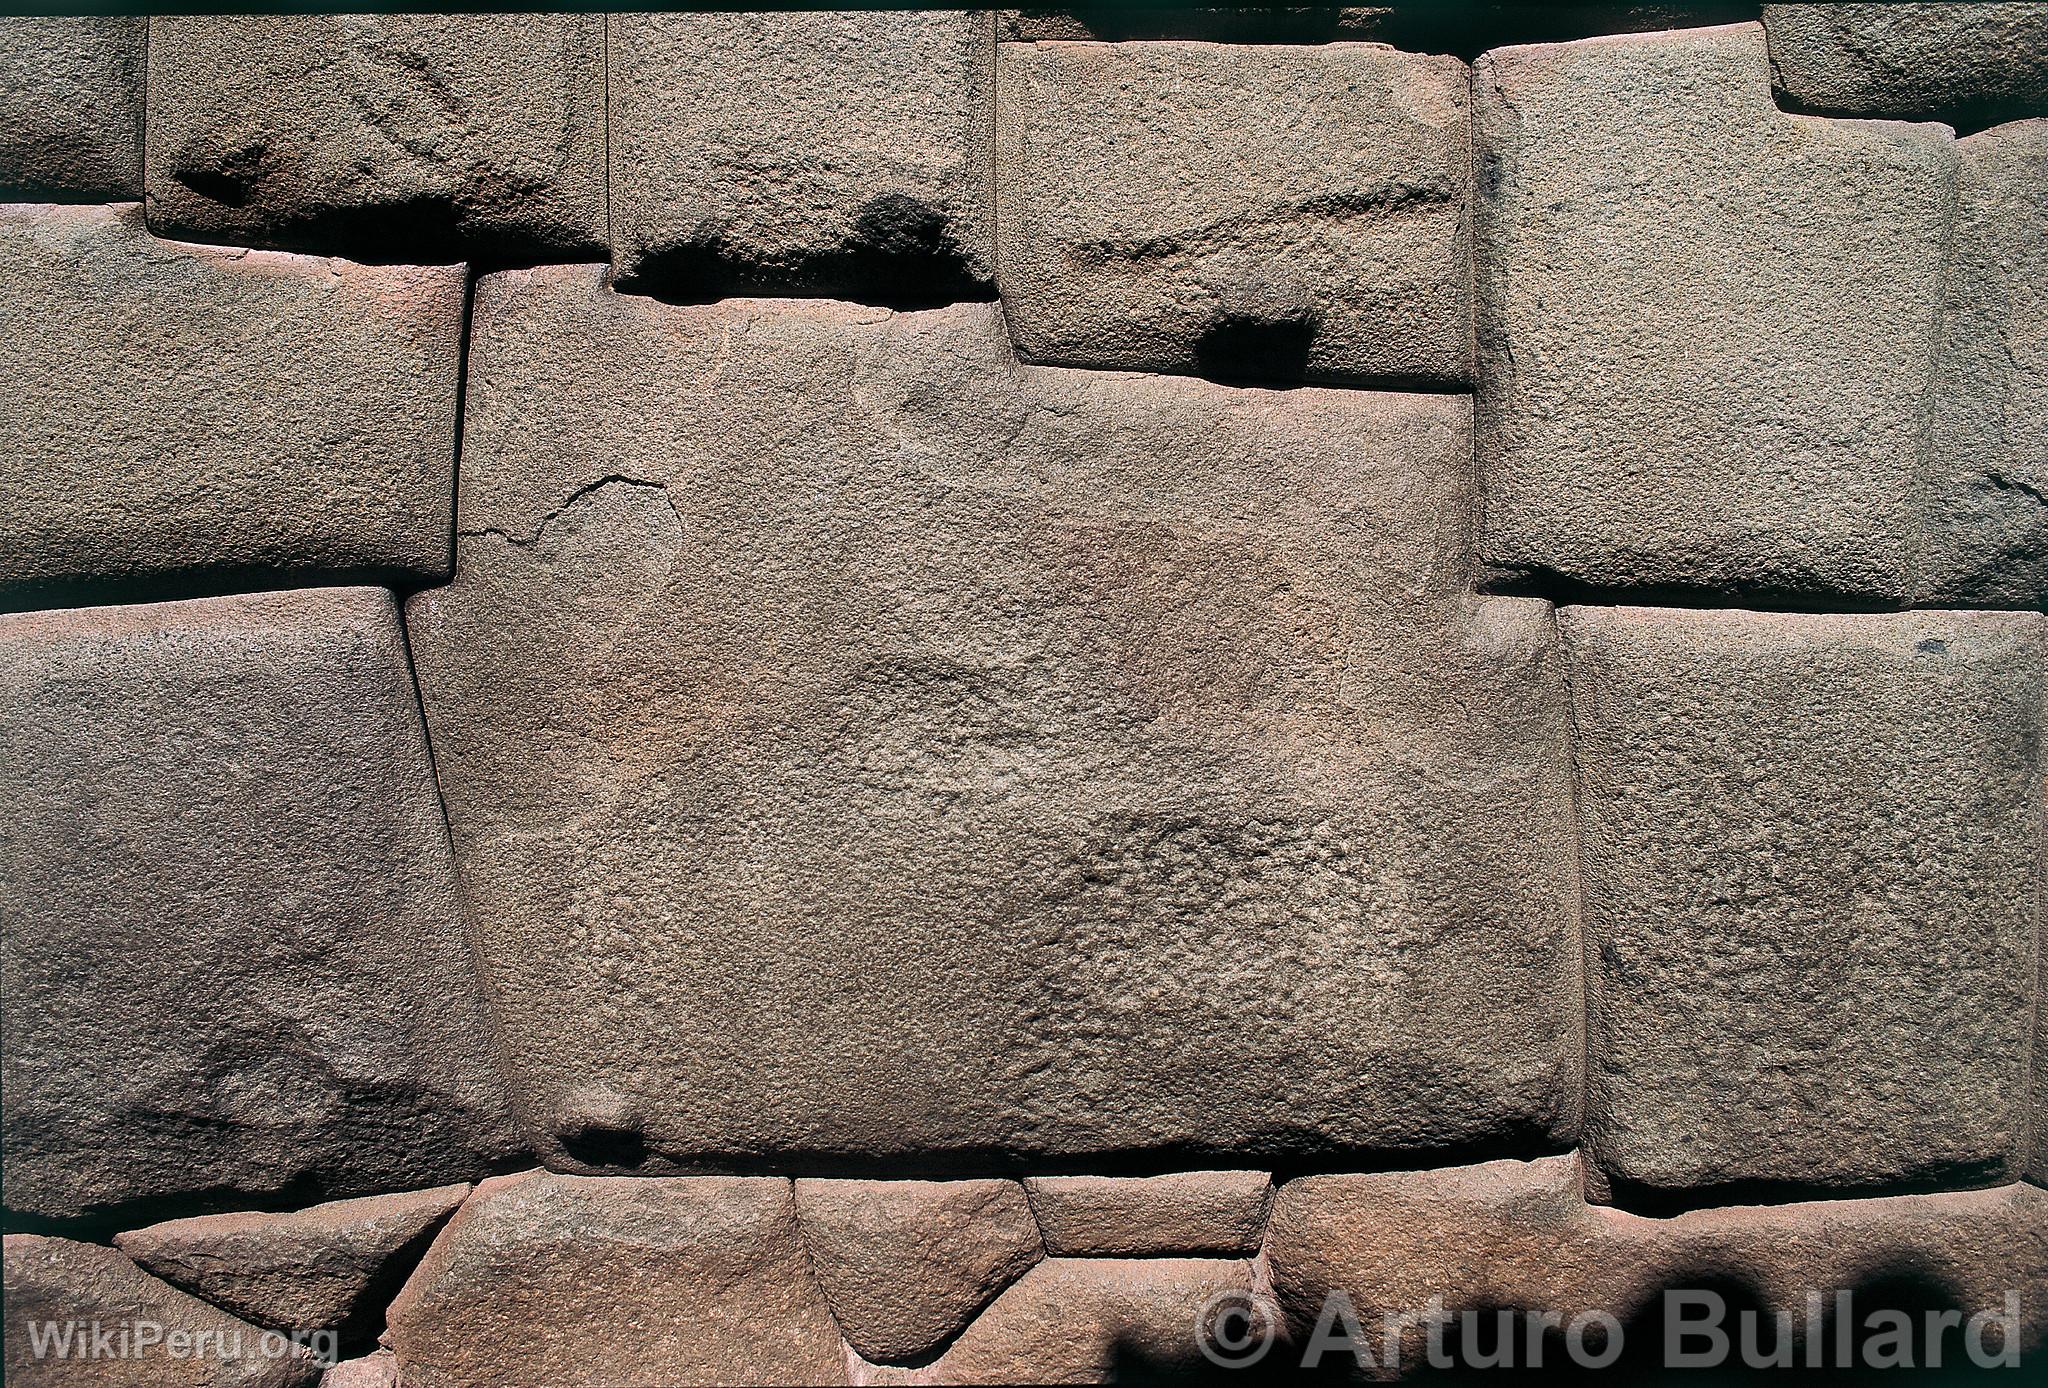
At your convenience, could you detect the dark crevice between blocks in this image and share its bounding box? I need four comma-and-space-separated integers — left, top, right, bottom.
1594, 1153, 2021, 1220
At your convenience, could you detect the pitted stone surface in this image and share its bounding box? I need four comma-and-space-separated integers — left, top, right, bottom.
144, 14, 605, 258
1561, 607, 2042, 1201
0, 203, 463, 610
1025, 1171, 1272, 1256
1475, 23, 1955, 602
608, 11, 994, 300
3, 1236, 321, 1388
794, 1179, 1041, 1364
0, 17, 143, 199
859, 1257, 1273, 1385
407, 268, 1580, 1173
995, 40, 1470, 385
1917, 120, 2048, 606
0, 589, 519, 1223
386, 1172, 848, 1388
1267, 1157, 2048, 1370
1765, 4, 2048, 125
115, 1185, 471, 1340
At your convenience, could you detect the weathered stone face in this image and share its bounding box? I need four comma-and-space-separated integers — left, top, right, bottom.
1560, 607, 2042, 1202
608, 11, 994, 300
3, 1236, 322, 1388
1474, 23, 1954, 602
995, 40, 1471, 385
0, 589, 519, 1223
144, 14, 606, 259
385, 1172, 849, 1388
114, 1185, 470, 1341
406, 267, 1580, 1174
0, 204, 463, 610
1764, 3, 2048, 126
1024, 1171, 1272, 1257
1918, 120, 2048, 606
0, 17, 143, 200
793, 1179, 1041, 1364
1266, 1157, 2048, 1372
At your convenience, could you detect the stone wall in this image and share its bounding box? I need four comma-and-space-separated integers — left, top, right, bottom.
2, 6, 2044, 1385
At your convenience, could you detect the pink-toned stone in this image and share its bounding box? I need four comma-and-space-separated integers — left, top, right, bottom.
116, 1184, 470, 1338
386, 1171, 848, 1387
794, 1179, 1041, 1363
1026, 1170, 1272, 1256
320, 1353, 397, 1388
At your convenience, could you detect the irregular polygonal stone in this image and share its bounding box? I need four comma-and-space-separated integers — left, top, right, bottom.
407, 268, 1580, 1173
0, 17, 143, 199
1267, 1157, 2048, 1374
1475, 24, 1955, 602
115, 1185, 470, 1342
1025, 1171, 1271, 1256
995, 41, 1470, 385
321, 1354, 397, 1388
0, 589, 519, 1223
1765, 4, 2048, 126
1917, 120, 2048, 605
3, 1236, 320, 1388
608, 11, 993, 300
386, 1172, 848, 1388
794, 1179, 1041, 1364
1561, 607, 2043, 1202
860, 1258, 1275, 1385
144, 14, 605, 258
0, 204, 462, 610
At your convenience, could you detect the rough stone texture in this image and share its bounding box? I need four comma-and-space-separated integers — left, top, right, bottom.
3, 1236, 321, 1388
1267, 1157, 2048, 1372
1765, 3, 2048, 127
407, 269, 1580, 1173
1475, 23, 1955, 602
0, 589, 519, 1223
0, 17, 144, 199
794, 1179, 1041, 1364
608, 11, 994, 300
861, 1257, 1273, 1385
114, 1185, 471, 1341
0, 203, 463, 610
144, 14, 605, 259
386, 1171, 848, 1388
1025, 1171, 1272, 1256
321, 1354, 398, 1388
995, 40, 1470, 385
1917, 120, 2048, 606
1561, 607, 2043, 1202
997, 6, 1760, 51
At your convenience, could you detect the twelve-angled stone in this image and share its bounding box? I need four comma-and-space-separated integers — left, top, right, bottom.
608, 11, 994, 300
406, 268, 1580, 1174
144, 14, 606, 259
1475, 24, 1954, 602
0, 588, 519, 1223
995, 40, 1470, 385
1561, 607, 2042, 1202
0, 204, 463, 609
0, 16, 143, 199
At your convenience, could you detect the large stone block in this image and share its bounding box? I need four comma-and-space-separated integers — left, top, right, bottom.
1475, 24, 1954, 602
4, 1236, 322, 1388
0, 589, 519, 1223
0, 17, 143, 199
0, 204, 463, 610
1266, 1157, 2048, 1375
1765, 3, 2048, 126
1560, 607, 2042, 1202
144, 15, 605, 259
385, 1172, 848, 1387
995, 40, 1470, 385
406, 269, 1580, 1172
607, 11, 993, 300
1917, 120, 2048, 605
